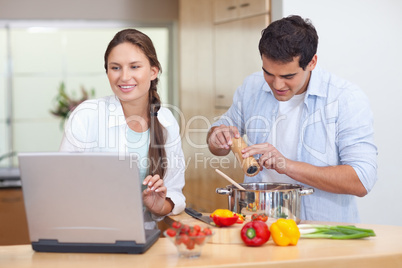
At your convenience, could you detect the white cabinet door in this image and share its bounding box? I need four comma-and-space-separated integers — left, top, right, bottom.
214, 14, 268, 108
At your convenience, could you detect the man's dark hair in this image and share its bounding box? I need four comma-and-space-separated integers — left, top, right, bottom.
259, 15, 318, 70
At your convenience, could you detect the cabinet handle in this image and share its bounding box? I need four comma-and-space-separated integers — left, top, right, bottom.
240, 3, 250, 8
217, 95, 225, 99
1, 197, 21, 203
227, 6, 236, 11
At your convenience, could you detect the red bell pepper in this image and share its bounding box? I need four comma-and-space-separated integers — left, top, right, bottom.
212, 214, 239, 227
240, 221, 270, 247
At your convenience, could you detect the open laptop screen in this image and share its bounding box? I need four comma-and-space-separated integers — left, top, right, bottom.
18, 152, 159, 254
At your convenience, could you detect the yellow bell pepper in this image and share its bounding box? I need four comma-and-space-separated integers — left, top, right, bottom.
210, 209, 234, 218
270, 218, 300, 246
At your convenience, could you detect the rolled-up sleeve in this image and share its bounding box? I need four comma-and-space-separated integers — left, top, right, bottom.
337, 88, 378, 193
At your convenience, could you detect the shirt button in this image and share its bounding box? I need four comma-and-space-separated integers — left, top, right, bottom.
109, 104, 116, 111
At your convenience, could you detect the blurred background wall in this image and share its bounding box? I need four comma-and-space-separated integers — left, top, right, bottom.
1, 1, 401, 247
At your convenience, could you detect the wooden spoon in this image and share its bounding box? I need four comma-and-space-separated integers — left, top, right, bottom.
215, 169, 246, 191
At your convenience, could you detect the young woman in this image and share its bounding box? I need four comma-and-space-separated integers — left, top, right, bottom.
60, 29, 185, 228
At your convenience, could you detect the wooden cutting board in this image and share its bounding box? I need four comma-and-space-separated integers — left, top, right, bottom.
165, 212, 274, 244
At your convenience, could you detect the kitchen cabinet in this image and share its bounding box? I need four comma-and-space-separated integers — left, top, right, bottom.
213, 0, 269, 23
213, 0, 270, 108
0, 188, 30, 245
214, 14, 268, 107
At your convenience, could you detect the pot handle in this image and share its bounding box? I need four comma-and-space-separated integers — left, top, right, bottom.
300, 188, 314, 196
216, 187, 232, 195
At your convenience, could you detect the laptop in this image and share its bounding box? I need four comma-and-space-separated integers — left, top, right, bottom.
18, 152, 160, 254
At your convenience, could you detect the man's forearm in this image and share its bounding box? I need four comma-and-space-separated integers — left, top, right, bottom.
285, 161, 367, 197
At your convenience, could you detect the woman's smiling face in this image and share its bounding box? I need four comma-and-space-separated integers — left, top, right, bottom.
106, 42, 158, 104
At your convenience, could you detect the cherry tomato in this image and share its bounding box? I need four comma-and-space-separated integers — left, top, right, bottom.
203, 227, 212, 236
195, 232, 206, 245
186, 239, 195, 250
193, 225, 201, 233
180, 224, 191, 234
188, 228, 199, 237
172, 221, 182, 229
166, 228, 177, 237
179, 234, 190, 245
252, 213, 268, 222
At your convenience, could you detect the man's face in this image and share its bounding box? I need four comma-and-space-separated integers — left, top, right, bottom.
262, 55, 317, 101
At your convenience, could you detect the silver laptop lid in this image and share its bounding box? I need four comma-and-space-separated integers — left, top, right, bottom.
19, 152, 146, 244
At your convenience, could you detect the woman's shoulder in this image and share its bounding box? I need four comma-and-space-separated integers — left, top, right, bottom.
158, 106, 182, 147
70, 95, 121, 119
74, 95, 118, 108
158, 106, 179, 128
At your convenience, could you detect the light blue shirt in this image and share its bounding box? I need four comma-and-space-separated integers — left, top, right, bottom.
212, 66, 378, 223
127, 128, 149, 190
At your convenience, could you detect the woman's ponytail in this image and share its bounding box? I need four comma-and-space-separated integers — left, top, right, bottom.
148, 80, 167, 179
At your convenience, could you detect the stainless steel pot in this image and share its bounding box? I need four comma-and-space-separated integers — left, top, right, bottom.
216, 183, 314, 223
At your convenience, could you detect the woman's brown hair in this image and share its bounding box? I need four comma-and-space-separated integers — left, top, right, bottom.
104, 29, 167, 179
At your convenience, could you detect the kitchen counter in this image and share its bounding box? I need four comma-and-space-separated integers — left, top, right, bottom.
1, 214, 402, 268
0, 167, 21, 188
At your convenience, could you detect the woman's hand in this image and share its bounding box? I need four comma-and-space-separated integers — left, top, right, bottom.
242, 142, 290, 174
142, 174, 171, 216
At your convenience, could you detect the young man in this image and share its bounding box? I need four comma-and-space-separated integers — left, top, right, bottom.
207, 15, 377, 223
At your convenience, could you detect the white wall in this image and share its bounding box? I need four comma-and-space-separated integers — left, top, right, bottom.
272, 0, 402, 226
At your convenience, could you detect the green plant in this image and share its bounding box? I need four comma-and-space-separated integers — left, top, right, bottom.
50, 82, 95, 127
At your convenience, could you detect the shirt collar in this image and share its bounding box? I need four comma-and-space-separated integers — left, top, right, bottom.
106, 95, 173, 129
108, 95, 126, 128
262, 79, 271, 93
306, 65, 326, 98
